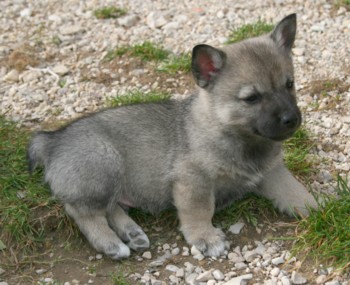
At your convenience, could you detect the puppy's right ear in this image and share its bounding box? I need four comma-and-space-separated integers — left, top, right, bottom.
191, 44, 226, 89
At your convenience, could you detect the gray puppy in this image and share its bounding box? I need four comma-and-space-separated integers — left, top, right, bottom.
28, 14, 317, 259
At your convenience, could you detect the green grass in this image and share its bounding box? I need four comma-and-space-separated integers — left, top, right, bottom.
214, 194, 276, 228
0, 117, 66, 250
104, 41, 170, 62
293, 175, 350, 271
335, 0, 350, 9
226, 20, 274, 44
94, 6, 127, 19
157, 53, 192, 74
283, 126, 315, 179
110, 272, 135, 285
106, 90, 171, 107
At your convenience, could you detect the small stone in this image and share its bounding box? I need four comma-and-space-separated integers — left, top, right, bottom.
163, 243, 171, 250
142, 251, 152, 259
293, 48, 305, 56
207, 280, 216, 285
271, 257, 284, 265
117, 14, 139, 27
59, 25, 83, 35
53, 64, 70, 76
193, 253, 205, 261
281, 276, 291, 285
169, 275, 179, 283
35, 268, 47, 274
0, 267, 5, 275
0, 282, 9, 285
222, 274, 253, 285
228, 252, 245, 263
171, 248, 180, 255
95, 254, 103, 260
151, 280, 162, 285
196, 270, 213, 282
325, 282, 340, 285
270, 267, 280, 277
146, 11, 167, 29
4, 69, 19, 82
185, 273, 198, 285
165, 264, 180, 272
291, 271, 307, 284
44, 278, 53, 283
235, 262, 248, 270
213, 269, 224, 281
191, 245, 201, 256
20, 8, 32, 17
316, 275, 327, 284
176, 268, 185, 278
244, 250, 258, 262
229, 222, 245, 234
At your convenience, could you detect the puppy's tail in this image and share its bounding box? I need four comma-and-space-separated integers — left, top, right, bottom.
27, 131, 51, 173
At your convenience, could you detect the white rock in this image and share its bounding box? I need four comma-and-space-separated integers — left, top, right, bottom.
244, 250, 258, 262
176, 268, 185, 278
193, 253, 205, 261
185, 273, 198, 285
169, 275, 179, 284
4, 69, 19, 82
212, 269, 224, 281
20, 8, 32, 17
53, 64, 70, 75
235, 262, 248, 270
59, 25, 83, 35
191, 245, 201, 256
35, 268, 47, 274
0, 268, 5, 275
146, 11, 167, 29
20, 70, 41, 82
325, 282, 340, 285
95, 254, 103, 260
270, 267, 280, 277
172, 248, 180, 255
222, 274, 253, 285
291, 271, 307, 284
228, 222, 245, 234
207, 280, 216, 285
281, 276, 291, 285
0, 282, 8, 285
142, 251, 152, 259
316, 275, 327, 284
165, 264, 180, 272
118, 15, 139, 27
196, 270, 213, 282
271, 257, 285, 265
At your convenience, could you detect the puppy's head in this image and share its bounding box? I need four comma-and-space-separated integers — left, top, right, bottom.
192, 14, 301, 141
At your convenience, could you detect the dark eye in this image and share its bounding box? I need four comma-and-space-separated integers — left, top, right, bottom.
286, 79, 294, 89
243, 93, 261, 104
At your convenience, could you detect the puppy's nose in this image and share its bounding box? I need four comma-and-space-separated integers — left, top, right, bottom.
280, 112, 299, 129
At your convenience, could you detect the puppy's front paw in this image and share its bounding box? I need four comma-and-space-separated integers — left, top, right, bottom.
187, 227, 230, 257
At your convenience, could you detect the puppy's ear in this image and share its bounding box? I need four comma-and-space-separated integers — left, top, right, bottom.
191, 44, 226, 88
271, 13, 297, 52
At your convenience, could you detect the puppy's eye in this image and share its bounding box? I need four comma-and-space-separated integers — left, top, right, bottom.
243, 94, 261, 104
286, 79, 294, 89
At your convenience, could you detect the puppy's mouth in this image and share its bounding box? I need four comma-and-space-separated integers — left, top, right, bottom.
252, 128, 295, 142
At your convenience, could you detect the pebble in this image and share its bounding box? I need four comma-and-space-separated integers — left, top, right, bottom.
281, 276, 291, 285
271, 257, 285, 265
223, 274, 253, 285
212, 269, 225, 281
95, 254, 103, 260
0, 268, 5, 275
228, 222, 245, 234
53, 64, 70, 76
166, 264, 180, 272
142, 251, 152, 259
59, 25, 83, 35
291, 271, 307, 285
4, 69, 19, 82
316, 275, 327, 284
196, 270, 213, 282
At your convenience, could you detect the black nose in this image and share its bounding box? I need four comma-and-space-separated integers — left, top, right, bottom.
280, 112, 299, 129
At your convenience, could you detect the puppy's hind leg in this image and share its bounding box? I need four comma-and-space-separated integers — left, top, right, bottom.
65, 204, 130, 260
107, 203, 150, 252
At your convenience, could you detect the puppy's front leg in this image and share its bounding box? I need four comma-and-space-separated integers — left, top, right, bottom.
259, 161, 318, 217
173, 168, 229, 257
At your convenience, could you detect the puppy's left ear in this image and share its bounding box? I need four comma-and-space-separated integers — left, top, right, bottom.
191, 44, 226, 88
271, 13, 297, 52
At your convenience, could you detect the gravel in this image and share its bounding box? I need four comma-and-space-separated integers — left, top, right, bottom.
1, 0, 350, 284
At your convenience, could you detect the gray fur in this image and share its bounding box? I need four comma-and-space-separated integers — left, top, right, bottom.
28, 14, 317, 259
